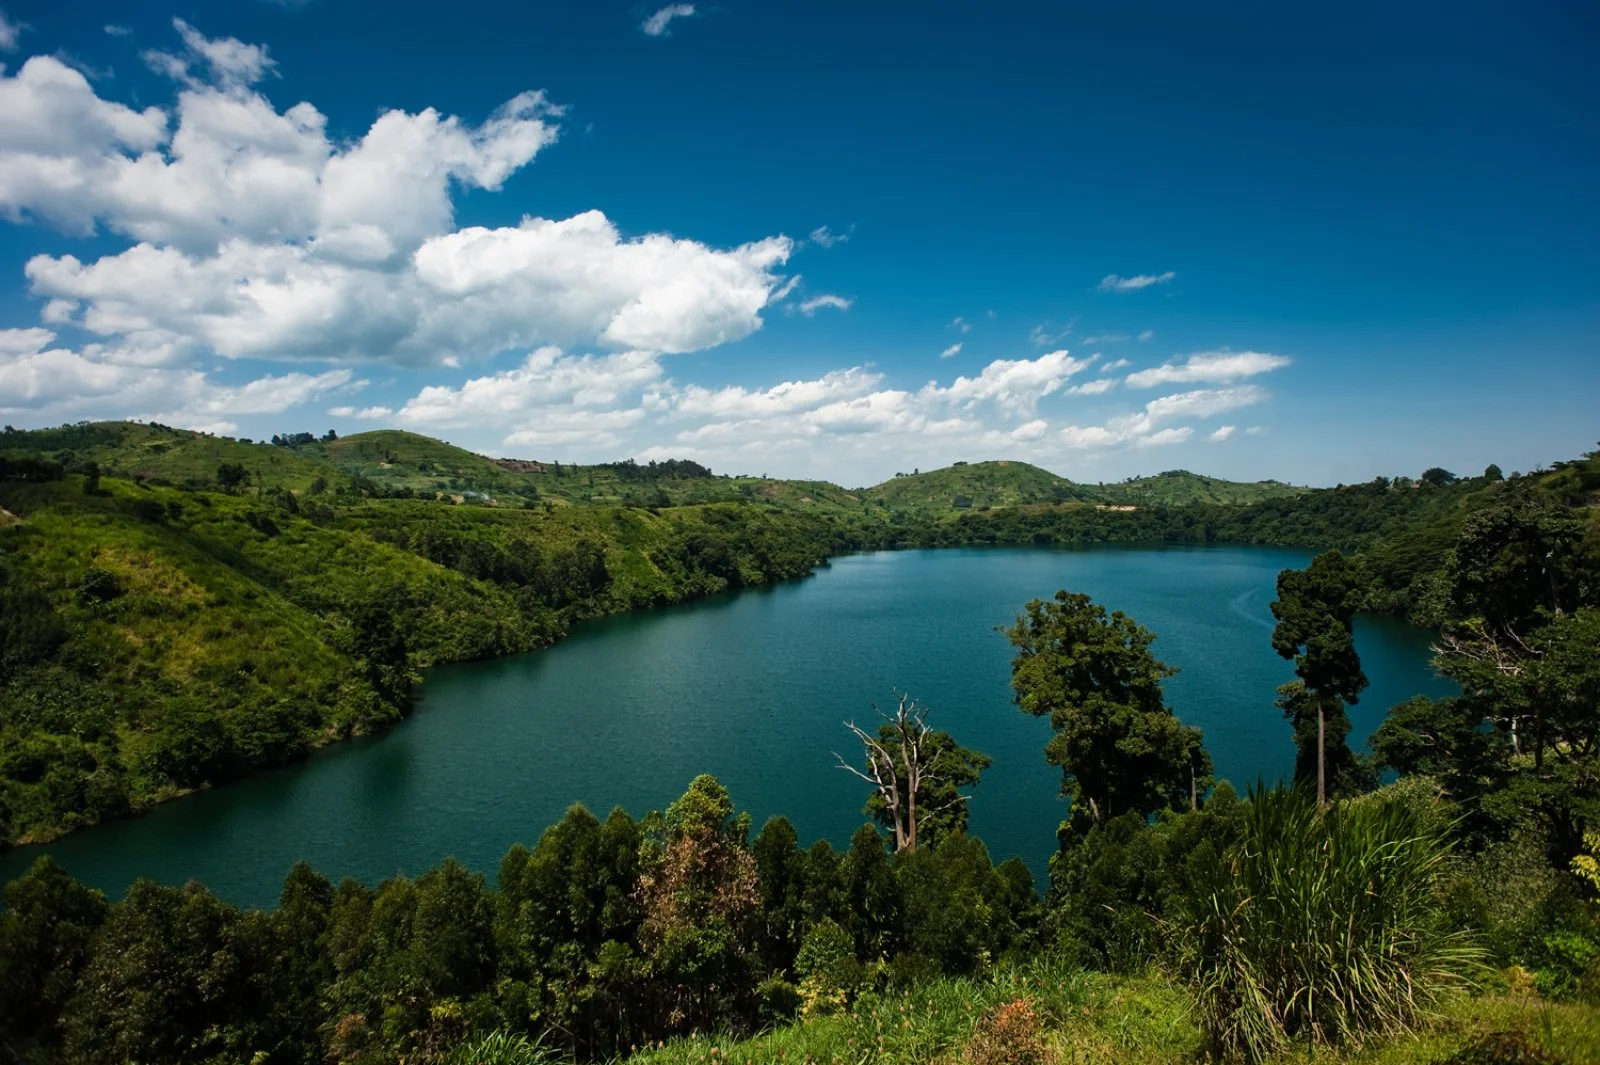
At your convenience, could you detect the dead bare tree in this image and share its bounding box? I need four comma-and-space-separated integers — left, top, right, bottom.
834, 692, 974, 853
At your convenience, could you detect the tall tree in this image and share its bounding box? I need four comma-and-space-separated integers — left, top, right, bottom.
1270, 550, 1370, 806
834, 693, 991, 852
1004, 591, 1211, 829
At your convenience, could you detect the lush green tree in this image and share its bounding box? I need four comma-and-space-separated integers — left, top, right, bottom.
841, 824, 901, 960
1004, 591, 1211, 828
638, 775, 761, 1033
0, 857, 108, 1057
1270, 550, 1370, 804
61, 880, 270, 1065
217, 461, 248, 491
752, 816, 808, 974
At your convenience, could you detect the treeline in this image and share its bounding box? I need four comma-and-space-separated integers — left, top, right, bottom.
0, 776, 1037, 1065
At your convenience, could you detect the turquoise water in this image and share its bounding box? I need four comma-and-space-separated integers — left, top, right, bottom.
0, 546, 1453, 908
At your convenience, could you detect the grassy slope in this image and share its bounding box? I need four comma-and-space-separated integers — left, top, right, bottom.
0, 422, 355, 493
623, 960, 1600, 1065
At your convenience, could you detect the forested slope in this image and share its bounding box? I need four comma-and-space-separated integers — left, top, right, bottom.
0, 469, 857, 844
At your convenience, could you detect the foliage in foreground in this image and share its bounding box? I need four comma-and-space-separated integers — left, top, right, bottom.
1173, 786, 1484, 1061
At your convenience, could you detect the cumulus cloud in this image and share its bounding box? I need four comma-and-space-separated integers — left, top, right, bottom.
640, 4, 695, 36
1124, 351, 1290, 388
921, 349, 1092, 415
0, 326, 353, 426
1, 42, 796, 367
1210, 424, 1236, 441
397, 348, 664, 428
1067, 377, 1115, 396
668, 367, 881, 419
940, 342, 962, 358
1100, 358, 1130, 373
328, 404, 393, 419
1097, 271, 1176, 293
792, 293, 852, 316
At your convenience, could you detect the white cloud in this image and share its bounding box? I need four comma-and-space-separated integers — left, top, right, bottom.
1138, 329, 1154, 341
1097, 271, 1176, 293
1067, 377, 1115, 396
1029, 321, 1071, 346
668, 367, 881, 419
1100, 358, 1129, 373
104, 24, 131, 37
939, 342, 962, 359
1136, 426, 1193, 447
1081, 333, 1129, 345
793, 293, 852, 316
144, 19, 277, 88
920, 349, 1092, 415
1210, 424, 1236, 442
809, 224, 851, 248
1124, 351, 1290, 388
0, 329, 352, 425
0, 9, 20, 52
641, 4, 695, 36
0, 53, 559, 255
949, 316, 971, 333
397, 348, 663, 428
1245, 425, 1267, 436
1056, 386, 1265, 452
329, 404, 393, 419
0, 325, 54, 354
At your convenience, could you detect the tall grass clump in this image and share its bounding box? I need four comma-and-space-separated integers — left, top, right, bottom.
441, 1030, 560, 1065
1172, 785, 1484, 1061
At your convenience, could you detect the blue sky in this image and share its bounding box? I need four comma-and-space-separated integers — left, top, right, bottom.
0, 0, 1594, 485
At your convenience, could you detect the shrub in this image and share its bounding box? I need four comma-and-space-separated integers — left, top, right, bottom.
963, 997, 1046, 1065
1171, 786, 1483, 1062
75, 568, 121, 606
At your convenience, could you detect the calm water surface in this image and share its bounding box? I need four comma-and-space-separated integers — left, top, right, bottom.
1, 546, 1453, 907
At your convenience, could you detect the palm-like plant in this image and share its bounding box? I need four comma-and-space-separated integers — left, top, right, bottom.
1171, 785, 1484, 1062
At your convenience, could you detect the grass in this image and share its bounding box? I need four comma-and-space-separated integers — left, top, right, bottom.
1172, 787, 1484, 1062
615, 959, 1600, 1065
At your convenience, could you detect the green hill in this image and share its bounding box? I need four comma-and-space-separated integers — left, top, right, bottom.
0, 422, 353, 493
864, 460, 1096, 515
0, 467, 860, 845
1099, 469, 1304, 506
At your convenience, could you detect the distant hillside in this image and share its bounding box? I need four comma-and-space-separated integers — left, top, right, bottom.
862, 460, 1301, 517
1099, 469, 1303, 507
0, 422, 354, 493
865, 460, 1096, 515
